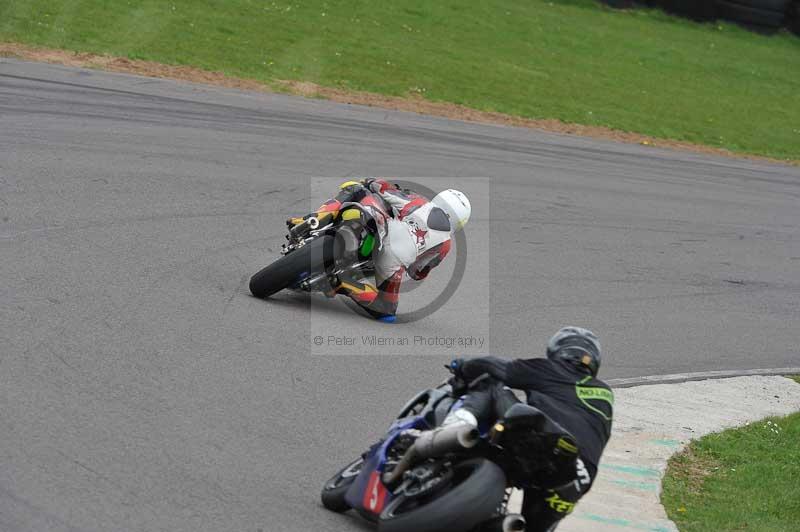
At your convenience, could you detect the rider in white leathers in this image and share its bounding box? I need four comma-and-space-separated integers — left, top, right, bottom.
289, 178, 470, 320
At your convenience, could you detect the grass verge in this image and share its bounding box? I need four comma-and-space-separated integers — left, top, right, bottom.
661, 412, 800, 531
1, 1, 799, 159
790, 375, 800, 384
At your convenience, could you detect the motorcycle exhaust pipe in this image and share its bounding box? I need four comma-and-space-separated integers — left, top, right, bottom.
502, 514, 526, 532
382, 424, 479, 486
413, 423, 479, 459
481, 514, 526, 532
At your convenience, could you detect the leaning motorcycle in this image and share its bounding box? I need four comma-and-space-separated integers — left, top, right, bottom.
321, 370, 579, 532
249, 202, 381, 299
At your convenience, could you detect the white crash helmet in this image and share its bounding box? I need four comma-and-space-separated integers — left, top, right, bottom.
432, 189, 471, 232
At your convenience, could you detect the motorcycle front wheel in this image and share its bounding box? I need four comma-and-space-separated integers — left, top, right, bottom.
377, 458, 507, 532
320, 457, 364, 513
249, 235, 335, 298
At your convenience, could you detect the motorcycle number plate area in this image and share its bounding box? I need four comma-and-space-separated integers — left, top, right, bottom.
362, 471, 389, 514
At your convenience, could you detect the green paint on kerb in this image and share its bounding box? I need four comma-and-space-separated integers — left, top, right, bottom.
601, 463, 661, 478
578, 513, 672, 532
650, 438, 680, 448
610, 478, 659, 491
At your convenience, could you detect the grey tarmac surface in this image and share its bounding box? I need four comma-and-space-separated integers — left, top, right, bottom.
0, 59, 798, 532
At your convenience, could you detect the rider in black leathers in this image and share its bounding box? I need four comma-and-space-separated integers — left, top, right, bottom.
446, 326, 613, 532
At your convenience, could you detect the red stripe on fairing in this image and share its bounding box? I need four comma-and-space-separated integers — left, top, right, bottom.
360, 195, 381, 209
398, 198, 426, 220
318, 200, 341, 213
437, 239, 452, 259
362, 471, 388, 514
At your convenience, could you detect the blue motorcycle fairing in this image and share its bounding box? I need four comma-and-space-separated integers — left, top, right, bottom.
342, 386, 493, 516
343, 415, 431, 514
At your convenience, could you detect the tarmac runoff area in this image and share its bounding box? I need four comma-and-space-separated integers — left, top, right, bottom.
2, 61, 800, 532
508, 376, 800, 532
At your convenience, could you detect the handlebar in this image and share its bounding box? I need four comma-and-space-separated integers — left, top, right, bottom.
289, 216, 319, 239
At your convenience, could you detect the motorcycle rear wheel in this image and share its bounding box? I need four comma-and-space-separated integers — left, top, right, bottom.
377, 458, 506, 532
249, 235, 335, 298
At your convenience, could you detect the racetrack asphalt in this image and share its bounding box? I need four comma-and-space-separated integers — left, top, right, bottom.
1, 59, 798, 532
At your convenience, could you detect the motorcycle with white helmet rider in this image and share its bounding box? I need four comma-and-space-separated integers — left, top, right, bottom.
259, 178, 470, 321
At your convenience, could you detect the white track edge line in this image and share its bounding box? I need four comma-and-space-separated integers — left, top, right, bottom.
607, 367, 800, 388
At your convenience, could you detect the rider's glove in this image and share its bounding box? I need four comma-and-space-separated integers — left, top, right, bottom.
363, 178, 399, 194
446, 359, 468, 395
362, 178, 380, 193
446, 358, 466, 378
286, 216, 305, 228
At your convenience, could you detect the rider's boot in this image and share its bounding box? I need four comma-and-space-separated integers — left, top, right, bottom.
441, 408, 479, 430
334, 278, 379, 304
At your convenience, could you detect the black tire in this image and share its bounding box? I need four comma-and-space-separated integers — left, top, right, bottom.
321, 458, 364, 513
600, 0, 636, 8
654, 0, 718, 20
790, 3, 800, 35
724, 0, 788, 11
249, 235, 334, 298
377, 458, 507, 532
717, 0, 786, 26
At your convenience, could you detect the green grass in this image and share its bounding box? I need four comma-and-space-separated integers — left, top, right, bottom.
790, 375, 800, 384
1, 1, 799, 159
662, 412, 800, 531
